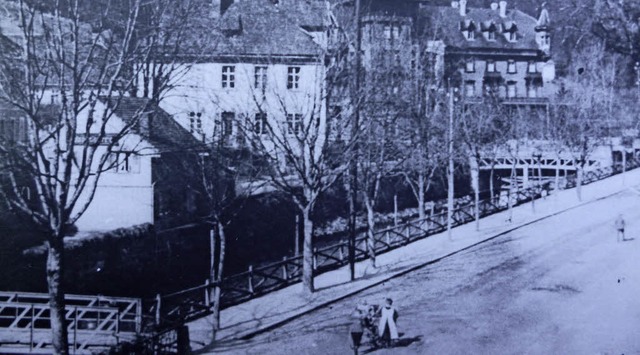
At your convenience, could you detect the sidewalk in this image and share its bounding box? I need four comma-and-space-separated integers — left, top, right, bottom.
189, 169, 640, 352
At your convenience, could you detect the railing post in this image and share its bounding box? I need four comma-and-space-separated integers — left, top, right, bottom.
339, 242, 344, 262
135, 299, 142, 334
405, 226, 410, 243
385, 231, 390, 245
155, 294, 161, 326
282, 256, 288, 280
73, 307, 78, 355
248, 266, 254, 294
116, 307, 120, 335
205, 279, 210, 307
30, 304, 34, 351
313, 248, 318, 270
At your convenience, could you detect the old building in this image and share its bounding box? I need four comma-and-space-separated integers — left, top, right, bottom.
426, 0, 555, 103
356, 0, 555, 106
140, 0, 330, 150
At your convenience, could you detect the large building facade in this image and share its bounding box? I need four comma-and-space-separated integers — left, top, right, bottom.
141, 0, 330, 151
358, 0, 556, 106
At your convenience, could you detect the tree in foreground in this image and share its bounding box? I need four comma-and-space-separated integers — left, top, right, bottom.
0, 0, 193, 352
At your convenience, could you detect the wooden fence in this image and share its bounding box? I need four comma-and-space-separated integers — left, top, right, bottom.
0, 291, 141, 353
149, 159, 639, 331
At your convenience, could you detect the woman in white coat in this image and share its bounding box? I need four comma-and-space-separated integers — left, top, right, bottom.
377, 298, 399, 347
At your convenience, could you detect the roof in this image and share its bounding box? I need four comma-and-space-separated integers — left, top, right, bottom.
181, 0, 328, 58
107, 97, 206, 153
418, 4, 542, 53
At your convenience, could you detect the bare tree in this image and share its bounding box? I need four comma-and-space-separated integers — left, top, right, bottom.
552, 44, 619, 201
459, 96, 508, 230
0, 1, 188, 352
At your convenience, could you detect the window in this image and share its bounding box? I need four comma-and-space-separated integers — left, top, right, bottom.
108, 152, 140, 174
287, 66, 301, 89
465, 30, 475, 40
254, 112, 268, 134
465, 60, 475, 73
486, 61, 497, 73
286, 114, 303, 135
527, 61, 537, 73
507, 60, 517, 74
507, 81, 517, 98
189, 112, 202, 134
464, 81, 475, 97
222, 66, 235, 88
540, 34, 550, 46
487, 30, 496, 41
383, 24, 400, 40
508, 31, 517, 42
221, 112, 234, 136
527, 84, 538, 98
254, 66, 268, 90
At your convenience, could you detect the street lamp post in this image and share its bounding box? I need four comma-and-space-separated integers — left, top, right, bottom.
447, 86, 457, 240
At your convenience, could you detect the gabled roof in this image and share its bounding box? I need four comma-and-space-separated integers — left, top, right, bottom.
418, 5, 541, 52
181, 0, 327, 58
107, 97, 206, 153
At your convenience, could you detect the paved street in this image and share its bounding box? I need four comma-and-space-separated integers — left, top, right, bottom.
209, 189, 640, 354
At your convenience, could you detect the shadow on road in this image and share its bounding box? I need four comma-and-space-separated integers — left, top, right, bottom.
360, 335, 423, 353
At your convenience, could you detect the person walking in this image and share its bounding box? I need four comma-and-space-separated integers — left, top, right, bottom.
615, 214, 626, 242
349, 301, 367, 354
377, 298, 399, 347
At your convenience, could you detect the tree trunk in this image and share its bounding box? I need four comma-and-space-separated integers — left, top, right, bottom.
210, 222, 226, 340
555, 162, 560, 199
417, 173, 425, 221
576, 165, 583, 201
301, 207, 314, 293
364, 196, 376, 269
47, 237, 69, 355
489, 166, 495, 203
508, 162, 515, 222
469, 156, 480, 231
622, 148, 627, 186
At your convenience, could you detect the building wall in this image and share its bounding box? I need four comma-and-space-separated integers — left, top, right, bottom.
455, 57, 554, 98
70, 100, 157, 231
148, 60, 326, 149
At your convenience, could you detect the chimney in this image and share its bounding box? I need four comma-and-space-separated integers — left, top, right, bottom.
212, 0, 235, 18
459, 0, 467, 16
451, 1, 459, 9
490, 2, 498, 11
211, 0, 220, 18
499, 1, 507, 17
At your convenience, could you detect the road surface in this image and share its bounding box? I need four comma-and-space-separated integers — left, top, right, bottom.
211, 190, 640, 354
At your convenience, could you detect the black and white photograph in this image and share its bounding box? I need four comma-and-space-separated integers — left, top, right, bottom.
0, 0, 639, 354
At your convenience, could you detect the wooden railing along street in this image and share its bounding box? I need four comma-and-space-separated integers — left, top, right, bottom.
148, 159, 640, 333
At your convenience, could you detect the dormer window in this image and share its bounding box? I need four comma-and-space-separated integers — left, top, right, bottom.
460, 20, 476, 41
502, 21, 518, 42
464, 29, 475, 40
482, 22, 497, 41
540, 34, 550, 46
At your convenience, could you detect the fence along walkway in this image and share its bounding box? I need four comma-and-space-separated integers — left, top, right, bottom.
0, 291, 141, 354
149, 159, 640, 335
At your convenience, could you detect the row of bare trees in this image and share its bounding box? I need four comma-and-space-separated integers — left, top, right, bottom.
1, 0, 639, 353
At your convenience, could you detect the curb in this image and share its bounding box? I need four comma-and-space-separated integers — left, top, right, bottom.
222, 188, 626, 343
